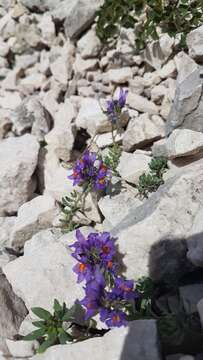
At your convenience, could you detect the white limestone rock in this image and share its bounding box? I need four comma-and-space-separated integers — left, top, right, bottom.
73, 54, 98, 75
32, 320, 161, 360
75, 98, 111, 135
0, 217, 16, 251
99, 187, 141, 229
107, 67, 133, 84
158, 59, 176, 79
165, 129, 203, 159
0, 134, 39, 215
123, 113, 165, 151
77, 28, 101, 59
11, 97, 53, 142
10, 195, 59, 249
127, 92, 159, 115
50, 43, 75, 86
117, 151, 151, 184
186, 25, 203, 63
110, 158, 203, 280
3, 229, 84, 313
45, 100, 76, 161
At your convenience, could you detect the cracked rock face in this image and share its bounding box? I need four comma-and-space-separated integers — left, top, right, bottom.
0, 134, 39, 216
0, 271, 27, 354
166, 52, 203, 135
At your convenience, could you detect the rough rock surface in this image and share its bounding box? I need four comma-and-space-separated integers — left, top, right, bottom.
165, 129, 203, 159
3, 229, 83, 313
187, 25, 203, 63
10, 195, 58, 249
166, 52, 203, 134
32, 320, 161, 360
123, 113, 164, 151
11, 97, 53, 141
117, 151, 151, 184
0, 134, 39, 215
0, 271, 27, 354
111, 158, 203, 281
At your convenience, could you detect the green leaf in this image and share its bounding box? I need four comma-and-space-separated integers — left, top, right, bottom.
62, 303, 81, 322
59, 330, 73, 344
23, 328, 46, 341
31, 307, 52, 320
37, 334, 57, 354
32, 321, 46, 328
54, 299, 62, 313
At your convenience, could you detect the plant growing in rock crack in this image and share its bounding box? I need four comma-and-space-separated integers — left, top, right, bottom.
23, 300, 106, 353
60, 151, 111, 232
101, 88, 128, 175
103, 144, 122, 176
60, 88, 128, 232
137, 156, 168, 198
23, 300, 75, 353
96, 0, 203, 50
70, 229, 141, 327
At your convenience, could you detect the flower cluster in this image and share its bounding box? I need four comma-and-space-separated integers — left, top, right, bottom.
106, 88, 128, 123
70, 230, 140, 328
68, 151, 110, 191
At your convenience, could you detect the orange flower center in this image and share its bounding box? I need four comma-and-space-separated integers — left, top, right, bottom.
102, 246, 110, 254
120, 284, 131, 292
79, 263, 87, 272
112, 314, 120, 324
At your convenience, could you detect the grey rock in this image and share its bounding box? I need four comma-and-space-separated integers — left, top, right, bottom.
187, 210, 203, 267
179, 284, 203, 314
52, 0, 104, 40
3, 229, 83, 314
117, 151, 151, 184
10, 195, 58, 250
32, 320, 161, 360
123, 113, 164, 151
0, 217, 16, 251
0, 134, 39, 215
143, 33, 174, 70
0, 271, 27, 354
197, 298, 203, 328
12, 97, 53, 142
187, 25, 203, 63
127, 92, 159, 115
165, 129, 203, 159
110, 159, 203, 280
166, 52, 203, 135
20, 0, 60, 11
98, 186, 141, 229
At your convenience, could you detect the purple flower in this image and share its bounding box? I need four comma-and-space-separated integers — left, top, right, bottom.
101, 309, 127, 328
70, 230, 117, 280
73, 262, 92, 283
106, 88, 128, 123
94, 161, 111, 190
118, 88, 128, 108
68, 151, 97, 186
68, 151, 110, 191
80, 270, 105, 319
112, 277, 139, 301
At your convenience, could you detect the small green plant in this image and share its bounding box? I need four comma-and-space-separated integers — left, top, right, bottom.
23, 300, 78, 353
103, 144, 122, 176
96, 0, 203, 50
137, 156, 168, 198
60, 190, 87, 233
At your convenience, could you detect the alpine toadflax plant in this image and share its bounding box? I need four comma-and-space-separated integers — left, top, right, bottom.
106, 88, 128, 123
70, 230, 140, 328
68, 150, 111, 191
